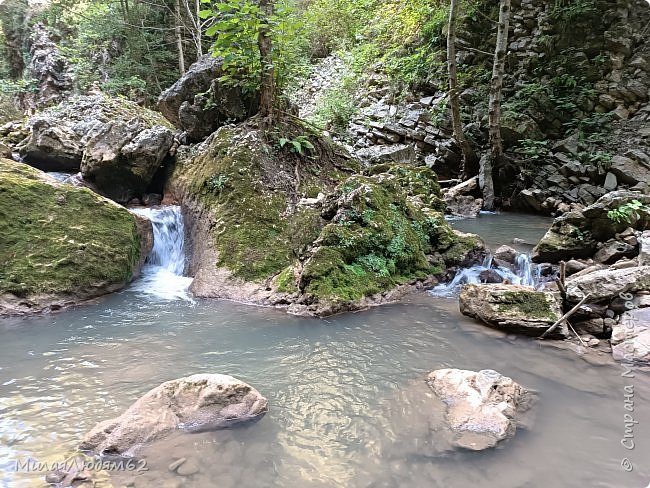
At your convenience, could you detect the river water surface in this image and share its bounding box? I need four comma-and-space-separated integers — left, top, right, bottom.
1, 213, 649, 488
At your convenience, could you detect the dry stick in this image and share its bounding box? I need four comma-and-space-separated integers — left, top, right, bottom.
539, 293, 591, 340
567, 321, 588, 348
559, 261, 566, 286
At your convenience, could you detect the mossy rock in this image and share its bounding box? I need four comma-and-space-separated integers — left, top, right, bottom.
459, 284, 566, 337
0, 159, 145, 315
170, 121, 482, 315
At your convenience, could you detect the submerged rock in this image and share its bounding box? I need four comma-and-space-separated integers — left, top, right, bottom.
80, 374, 268, 456
426, 368, 534, 450
169, 121, 483, 317
19, 94, 174, 203
0, 160, 151, 316
459, 284, 565, 337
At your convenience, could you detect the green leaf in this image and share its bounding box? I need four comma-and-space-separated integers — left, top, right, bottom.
198, 9, 212, 19
279, 138, 288, 147
205, 24, 220, 37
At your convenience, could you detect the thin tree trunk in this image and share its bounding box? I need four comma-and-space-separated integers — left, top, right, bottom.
195, 0, 203, 57
174, 0, 185, 74
484, 0, 511, 210
257, 0, 274, 120
447, 0, 475, 180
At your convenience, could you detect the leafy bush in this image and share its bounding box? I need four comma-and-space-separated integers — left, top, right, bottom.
607, 200, 650, 225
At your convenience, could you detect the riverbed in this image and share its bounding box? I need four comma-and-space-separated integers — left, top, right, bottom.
1, 212, 649, 488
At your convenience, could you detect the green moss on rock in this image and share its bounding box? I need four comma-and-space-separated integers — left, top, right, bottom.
498, 291, 559, 322
0, 159, 142, 309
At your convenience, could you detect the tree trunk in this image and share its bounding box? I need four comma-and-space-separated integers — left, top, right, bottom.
447, 0, 475, 179
174, 0, 185, 74
257, 0, 274, 120
484, 0, 511, 210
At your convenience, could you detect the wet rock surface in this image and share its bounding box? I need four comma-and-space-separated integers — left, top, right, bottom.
425, 368, 534, 451
80, 374, 268, 456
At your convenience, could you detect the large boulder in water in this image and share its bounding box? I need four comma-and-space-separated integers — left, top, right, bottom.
459, 284, 566, 337
168, 122, 483, 316
0, 159, 152, 316
19, 94, 175, 203
426, 368, 534, 450
79, 374, 268, 456
157, 55, 258, 142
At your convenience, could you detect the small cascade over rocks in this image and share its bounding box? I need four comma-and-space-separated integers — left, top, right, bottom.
130, 206, 193, 300
430, 252, 542, 297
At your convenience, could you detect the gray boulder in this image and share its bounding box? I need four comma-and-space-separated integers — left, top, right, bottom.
609, 155, 650, 186
611, 308, 650, 364
355, 144, 417, 166
459, 284, 565, 337
593, 240, 637, 264
19, 95, 174, 202
426, 368, 534, 451
79, 374, 268, 456
157, 55, 258, 142
565, 266, 650, 303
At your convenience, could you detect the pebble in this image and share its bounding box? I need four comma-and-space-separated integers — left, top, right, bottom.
176, 458, 200, 476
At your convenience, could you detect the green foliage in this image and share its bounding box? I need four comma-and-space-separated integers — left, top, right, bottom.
607, 200, 650, 225
206, 173, 230, 192
278, 134, 315, 155
38, 0, 179, 104
201, 0, 309, 99
310, 82, 358, 133
551, 0, 596, 25
514, 139, 548, 160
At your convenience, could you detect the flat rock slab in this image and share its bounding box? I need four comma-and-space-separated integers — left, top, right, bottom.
80, 374, 268, 457
565, 266, 650, 303
426, 369, 534, 451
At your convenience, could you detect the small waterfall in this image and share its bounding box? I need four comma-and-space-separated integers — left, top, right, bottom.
130, 206, 194, 300
429, 252, 542, 297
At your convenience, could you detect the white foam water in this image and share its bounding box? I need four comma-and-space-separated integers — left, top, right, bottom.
429, 252, 542, 297
129, 206, 194, 301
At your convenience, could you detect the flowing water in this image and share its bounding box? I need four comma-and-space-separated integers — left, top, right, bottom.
1, 211, 649, 488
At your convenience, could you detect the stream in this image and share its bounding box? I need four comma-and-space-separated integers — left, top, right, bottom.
1, 211, 649, 488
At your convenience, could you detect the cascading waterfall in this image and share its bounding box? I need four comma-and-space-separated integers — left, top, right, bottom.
130, 206, 194, 300
429, 251, 542, 297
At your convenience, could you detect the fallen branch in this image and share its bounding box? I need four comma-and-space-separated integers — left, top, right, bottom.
538, 293, 591, 340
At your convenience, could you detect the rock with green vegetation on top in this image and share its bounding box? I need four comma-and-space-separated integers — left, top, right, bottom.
0, 159, 151, 316
18, 94, 175, 203
169, 121, 483, 316
532, 191, 650, 263
459, 284, 566, 337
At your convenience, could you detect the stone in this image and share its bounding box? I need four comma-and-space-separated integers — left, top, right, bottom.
565, 266, 650, 303
611, 308, 650, 364
0, 140, 11, 159
355, 144, 416, 165
609, 155, 650, 186
593, 241, 636, 264
426, 369, 533, 450
79, 374, 268, 456
573, 318, 605, 337
565, 259, 589, 275
494, 245, 518, 264
480, 269, 504, 284
158, 55, 258, 142
28, 24, 73, 107
610, 258, 639, 270
500, 112, 543, 146
445, 195, 482, 218
19, 95, 174, 203
459, 284, 565, 337
639, 231, 650, 266
0, 160, 151, 317
532, 212, 596, 263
